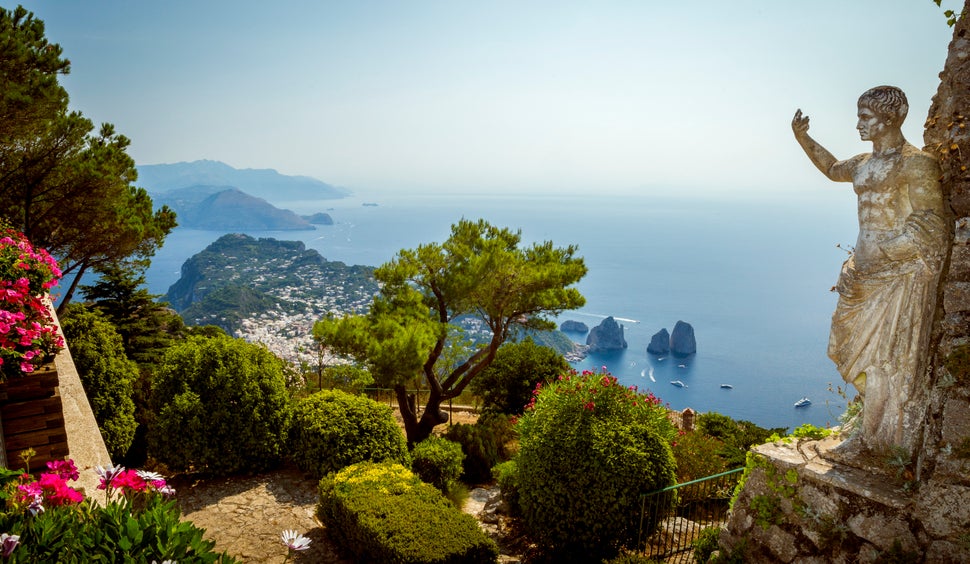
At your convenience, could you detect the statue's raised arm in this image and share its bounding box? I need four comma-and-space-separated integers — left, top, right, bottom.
792, 109, 852, 182
795, 85, 947, 454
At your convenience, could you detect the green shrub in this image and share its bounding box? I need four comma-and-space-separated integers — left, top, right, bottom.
61, 303, 139, 460
696, 412, 785, 468
492, 460, 520, 515
411, 436, 464, 493
290, 389, 409, 479
314, 364, 374, 394
148, 334, 292, 476
470, 338, 569, 414
790, 423, 832, 440
693, 527, 721, 564
514, 369, 677, 560
318, 461, 499, 563
672, 430, 729, 484
444, 412, 516, 483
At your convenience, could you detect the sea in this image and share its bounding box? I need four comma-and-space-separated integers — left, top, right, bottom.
144, 191, 860, 432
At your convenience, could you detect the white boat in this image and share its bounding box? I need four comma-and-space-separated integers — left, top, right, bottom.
794, 397, 811, 407
670, 380, 687, 388
720, 384, 733, 389
677, 364, 686, 368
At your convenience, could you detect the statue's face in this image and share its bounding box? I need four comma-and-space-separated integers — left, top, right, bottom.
857, 105, 887, 142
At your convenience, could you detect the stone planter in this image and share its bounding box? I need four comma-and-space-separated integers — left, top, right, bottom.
0, 363, 68, 471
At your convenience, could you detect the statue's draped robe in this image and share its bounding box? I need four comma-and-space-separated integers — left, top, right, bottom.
827, 145, 946, 450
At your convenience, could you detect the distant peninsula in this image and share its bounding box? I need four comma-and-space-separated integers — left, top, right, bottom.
153, 186, 316, 231
166, 233, 378, 335
137, 159, 350, 202
302, 212, 334, 225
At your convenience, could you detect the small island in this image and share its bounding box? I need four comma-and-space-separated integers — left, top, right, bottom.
302, 212, 334, 225
559, 320, 589, 333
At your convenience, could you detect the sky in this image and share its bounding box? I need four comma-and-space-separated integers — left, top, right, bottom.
12, 0, 965, 196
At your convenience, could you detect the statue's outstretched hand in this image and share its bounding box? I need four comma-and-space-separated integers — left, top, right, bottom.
792, 109, 810, 136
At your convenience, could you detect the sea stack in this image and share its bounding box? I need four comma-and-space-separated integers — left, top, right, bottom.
586, 316, 628, 352
647, 328, 671, 355
670, 320, 696, 356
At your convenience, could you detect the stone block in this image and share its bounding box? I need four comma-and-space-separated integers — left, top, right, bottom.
847, 512, 917, 554
943, 280, 970, 313
916, 482, 970, 538
941, 398, 970, 446
798, 483, 841, 517
925, 540, 969, 563
763, 525, 798, 563
947, 246, 970, 282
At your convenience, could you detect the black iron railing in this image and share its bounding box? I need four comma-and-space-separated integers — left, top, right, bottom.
637, 467, 743, 561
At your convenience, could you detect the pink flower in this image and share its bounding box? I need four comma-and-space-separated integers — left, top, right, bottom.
46, 460, 79, 481
110, 469, 148, 493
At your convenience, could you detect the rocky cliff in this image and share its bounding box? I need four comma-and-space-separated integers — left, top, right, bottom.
586, 316, 627, 352
670, 320, 696, 356
647, 328, 671, 355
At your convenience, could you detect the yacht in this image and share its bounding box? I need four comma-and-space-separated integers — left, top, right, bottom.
794, 397, 811, 408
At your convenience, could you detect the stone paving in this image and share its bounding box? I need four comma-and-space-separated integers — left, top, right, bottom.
172, 463, 349, 564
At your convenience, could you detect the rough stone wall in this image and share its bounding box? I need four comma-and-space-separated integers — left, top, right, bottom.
720, 437, 970, 563
920, 0, 970, 486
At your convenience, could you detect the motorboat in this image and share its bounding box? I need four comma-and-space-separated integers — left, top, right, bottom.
794, 397, 811, 407
670, 380, 687, 388
720, 384, 733, 389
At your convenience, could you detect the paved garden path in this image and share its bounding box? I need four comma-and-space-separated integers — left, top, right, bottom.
172, 463, 349, 564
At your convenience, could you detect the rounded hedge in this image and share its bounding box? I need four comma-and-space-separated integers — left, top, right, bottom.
290, 389, 409, 478
318, 461, 498, 563
411, 435, 464, 492
514, 370, 677, 559
148, 334, 291, 475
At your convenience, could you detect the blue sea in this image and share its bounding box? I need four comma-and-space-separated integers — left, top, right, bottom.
145, 191, 859, 432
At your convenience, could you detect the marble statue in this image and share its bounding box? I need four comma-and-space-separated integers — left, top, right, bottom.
792, 85, 947, 451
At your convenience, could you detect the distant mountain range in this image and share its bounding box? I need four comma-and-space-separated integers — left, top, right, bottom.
138, 160, 343, 231
137, 159, 350, 202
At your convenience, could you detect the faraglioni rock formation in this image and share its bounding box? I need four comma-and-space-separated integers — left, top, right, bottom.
586, 316, 627, 352
559, 320, 589, 333
647, 328, 671, 355
669, 320, 696, 356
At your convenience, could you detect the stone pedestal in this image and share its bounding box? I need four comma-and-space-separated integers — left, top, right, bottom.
720, 435, 970, 563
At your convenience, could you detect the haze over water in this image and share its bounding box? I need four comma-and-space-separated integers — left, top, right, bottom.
148, 191, 859, 431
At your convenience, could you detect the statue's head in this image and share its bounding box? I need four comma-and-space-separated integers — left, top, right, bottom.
857, 85, 908, 127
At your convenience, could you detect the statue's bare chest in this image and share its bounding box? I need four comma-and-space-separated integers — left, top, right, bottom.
852, 154, 909, 228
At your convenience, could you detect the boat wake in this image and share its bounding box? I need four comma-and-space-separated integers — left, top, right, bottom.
568, 312, 640, 324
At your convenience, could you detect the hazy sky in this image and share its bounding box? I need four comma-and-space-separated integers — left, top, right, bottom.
14, 0, 963, 196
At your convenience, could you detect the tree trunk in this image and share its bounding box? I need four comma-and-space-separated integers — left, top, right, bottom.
395, 383, 449, 445
919, 1, 970, 480
55, 263, 87, 316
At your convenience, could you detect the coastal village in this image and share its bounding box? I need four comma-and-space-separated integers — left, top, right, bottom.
167, 234, 381, 368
